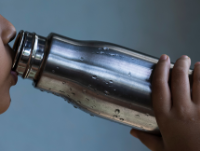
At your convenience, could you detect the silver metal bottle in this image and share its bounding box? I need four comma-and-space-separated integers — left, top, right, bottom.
12, 30, 193, 135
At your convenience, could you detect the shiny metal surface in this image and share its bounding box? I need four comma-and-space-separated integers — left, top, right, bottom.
26, 34, 46, 79
13, 31, 46, 80
12, 31, 194, 135
12, 30, 25, 70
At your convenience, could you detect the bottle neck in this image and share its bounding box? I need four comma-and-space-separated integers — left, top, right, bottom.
12, 30, 47, 80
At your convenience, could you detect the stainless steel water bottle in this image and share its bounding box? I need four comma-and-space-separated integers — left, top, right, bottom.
12, 30, 193, 135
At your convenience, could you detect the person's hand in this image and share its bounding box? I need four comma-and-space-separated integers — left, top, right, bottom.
0, 15, 17, 114
130, 54, 200, 151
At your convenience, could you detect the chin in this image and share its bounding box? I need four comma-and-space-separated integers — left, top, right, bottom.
0, 95, 11, 114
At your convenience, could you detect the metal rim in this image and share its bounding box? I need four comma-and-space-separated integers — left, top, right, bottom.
12, 30, 25, 70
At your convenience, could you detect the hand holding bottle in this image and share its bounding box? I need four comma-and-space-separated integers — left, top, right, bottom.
131, 54, 200, 151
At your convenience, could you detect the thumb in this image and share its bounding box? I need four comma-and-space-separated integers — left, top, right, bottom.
130, 129, 164, 151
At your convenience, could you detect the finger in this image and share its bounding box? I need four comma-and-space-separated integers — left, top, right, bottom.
192, 62, 200, 104
151, 54, 171, 115
171, 55, 191, 109
130, 129, 164, 151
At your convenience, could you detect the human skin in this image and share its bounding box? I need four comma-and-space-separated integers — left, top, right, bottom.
0, 15, 17, 114
130, 54, 200, 151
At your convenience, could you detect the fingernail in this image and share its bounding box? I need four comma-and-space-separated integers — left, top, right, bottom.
195, 62, 200, 66
181, 55, 188, 59
181, 55, 191, 64
130, 129, 138, 137
159, 54, 168, 61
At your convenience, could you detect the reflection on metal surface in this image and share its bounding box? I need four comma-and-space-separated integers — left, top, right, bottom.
12, 30, 194, 135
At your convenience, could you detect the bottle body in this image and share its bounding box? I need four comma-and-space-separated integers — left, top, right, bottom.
12, 31, 193, 135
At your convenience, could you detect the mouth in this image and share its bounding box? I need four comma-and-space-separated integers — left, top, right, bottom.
10, 70, 18, 85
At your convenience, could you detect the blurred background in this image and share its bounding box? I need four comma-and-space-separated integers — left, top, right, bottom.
1, 0, 200, 151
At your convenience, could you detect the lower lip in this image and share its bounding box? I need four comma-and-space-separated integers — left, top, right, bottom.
10, 71, 18, 84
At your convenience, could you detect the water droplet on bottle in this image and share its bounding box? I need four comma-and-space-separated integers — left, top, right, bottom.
104, 90, 110, 95
115, 109, 120, 114
128, 72, 131, 76
81, 57, 84, 60
148, 123, 152, 126
120, 118, 124, 121
92, 75, 97, 79
74, 106, 77, 108
52, 70, 55, 73
90, 114, 94, 117
131, 58, 134, 60
100, 51, 105, 54
40, 89, 44, 92
136, 114, 140, 117
103, 47, 109, 50
77, 101, 81, 104
109, 80, 113, 83
113, 115, 118, 118
86, 98, 90, 101
59, 90, 64, 93
56, 67, 59, 69
109, 53, 116, 56
104, 90, 110, 94
72, 92, 75, 95
62, 82, 66, 84
146, 113, 149, 116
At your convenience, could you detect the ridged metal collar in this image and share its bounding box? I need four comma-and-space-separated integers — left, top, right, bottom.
12, 30, 47, 80
12, 30, 25, 70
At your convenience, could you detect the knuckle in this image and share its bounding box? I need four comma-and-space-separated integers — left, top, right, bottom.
174, 105, 191, 119
173, 66, 186, 75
